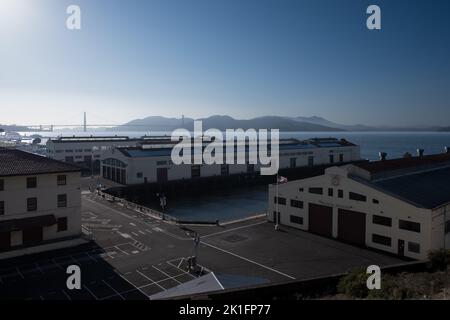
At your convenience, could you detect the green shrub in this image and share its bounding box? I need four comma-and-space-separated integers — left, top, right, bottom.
428, 249, 450, 271
337, 268, 370, 299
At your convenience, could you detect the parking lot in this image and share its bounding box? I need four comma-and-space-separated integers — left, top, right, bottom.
0, 191, 404, 300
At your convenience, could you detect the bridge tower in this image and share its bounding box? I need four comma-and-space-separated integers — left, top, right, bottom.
83, 112, 87, 132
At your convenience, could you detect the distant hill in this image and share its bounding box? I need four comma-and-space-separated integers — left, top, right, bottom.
0, 124, 35, 132
108, 115, 449, 132
291, 116, 376, 131
111, 115, 343, 132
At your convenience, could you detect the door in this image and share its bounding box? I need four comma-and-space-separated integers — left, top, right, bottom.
290, 158, 297, 168
338, 209, 366, 246
23, 227, 43, 246
273, 211, 281, 224
157, 168, 168, 183
0, 232, 11, 251
308, 203, 333, 237
398, 239, 405, 257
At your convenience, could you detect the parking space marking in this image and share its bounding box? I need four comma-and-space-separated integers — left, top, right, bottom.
200, 240, 296, 280
116, 272, 150, 300
52, 259, 64, 270
152, 265, 182, 284
85, 252, 98, 263
102, 280, 125, 300
202, 221, 267, 239
114, 245, 130, 256
136, 270, 166, 290
167, 260, 196, 279
61, 290, 72, 300
83, 285, 99, 300
16, 267, 25, 279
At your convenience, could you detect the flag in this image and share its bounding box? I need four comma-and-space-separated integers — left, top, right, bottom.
277, 176, 288, 184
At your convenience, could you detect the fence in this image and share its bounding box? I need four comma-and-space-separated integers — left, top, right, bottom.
94, 190, 180, 223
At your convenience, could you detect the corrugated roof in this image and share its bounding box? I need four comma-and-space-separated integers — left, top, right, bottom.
355, 166, 450, 209
0, 148, 81, 177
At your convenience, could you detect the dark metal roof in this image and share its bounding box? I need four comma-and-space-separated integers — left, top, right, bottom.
0, 148, 81, 177
364, 166, 450, 209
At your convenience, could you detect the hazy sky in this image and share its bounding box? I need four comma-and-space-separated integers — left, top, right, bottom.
1, 0, 449, 127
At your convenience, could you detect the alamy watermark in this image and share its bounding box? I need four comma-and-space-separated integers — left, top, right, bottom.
170, 121, 280, 176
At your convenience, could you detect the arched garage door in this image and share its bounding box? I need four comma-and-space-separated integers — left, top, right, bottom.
308, 203, 333, 238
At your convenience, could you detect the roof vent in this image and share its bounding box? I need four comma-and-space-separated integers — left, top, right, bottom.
417, 148, 424, 157
379, 152, 387, 161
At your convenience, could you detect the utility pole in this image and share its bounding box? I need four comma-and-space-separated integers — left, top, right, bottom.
83, 112, 87, 132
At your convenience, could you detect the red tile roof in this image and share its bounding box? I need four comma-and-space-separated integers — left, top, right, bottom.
0, 148, 81, 177
356, 153, 450, 174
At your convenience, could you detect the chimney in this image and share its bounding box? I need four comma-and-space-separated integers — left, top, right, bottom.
445, 147, 450, 154
379, 152, 387, 161
417, 149, 424, 157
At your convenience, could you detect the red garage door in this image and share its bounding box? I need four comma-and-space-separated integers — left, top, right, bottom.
308, 203, 333, 238
338, 209, 366, 246
0, 232, 11, 252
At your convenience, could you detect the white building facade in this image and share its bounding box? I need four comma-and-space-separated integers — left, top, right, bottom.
46, 136, 140, 171
268, 153, 450, 260
0, 148, 83, 259
100, 137, 361, 185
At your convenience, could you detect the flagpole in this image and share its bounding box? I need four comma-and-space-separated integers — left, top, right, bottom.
275, 171, 279, 231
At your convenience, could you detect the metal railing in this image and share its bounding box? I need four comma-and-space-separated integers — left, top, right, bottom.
94, 190, 179, 223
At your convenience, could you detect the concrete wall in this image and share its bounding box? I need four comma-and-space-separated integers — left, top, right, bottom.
101, 144, 361, 185
0, 171, 81, 248
268, 166, 435, 260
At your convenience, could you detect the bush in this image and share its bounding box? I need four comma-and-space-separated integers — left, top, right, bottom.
428, 249, 450, 271
337, 268, 370, 299
367, 272, 448, 300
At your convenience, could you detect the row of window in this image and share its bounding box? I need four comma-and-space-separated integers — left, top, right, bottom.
372, 234, 420, 253
372, 215, 421, 233
274, 197, 304, 209
0, 176, 67, 192
301, 187, 378, 204
0, 195, 67, 215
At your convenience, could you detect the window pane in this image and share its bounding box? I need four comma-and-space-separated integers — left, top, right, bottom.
399, 220, 421, 233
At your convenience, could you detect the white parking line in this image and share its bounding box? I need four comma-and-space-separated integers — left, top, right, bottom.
139, 230, 146, 235
167, 260, 196, 279
83, 285, 99, 300
114, 246, 130, 256
152, 266, 182, 284
200, 241, 296, 280
62, 289, 72, 300
85, 252, 98, 263
131, 232, 139, 237
202, 221, 267, 239
102, 280, 125, 300
116, 272, 150, 299
52, 259, 64, 270
136, 270, 166, 290
16, 268, 24, 279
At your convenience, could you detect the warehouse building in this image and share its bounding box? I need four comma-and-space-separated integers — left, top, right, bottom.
268, 150, 450, 260
46, 136, 140, 173
100, 137, 361, 185
0, 148, 83, 259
